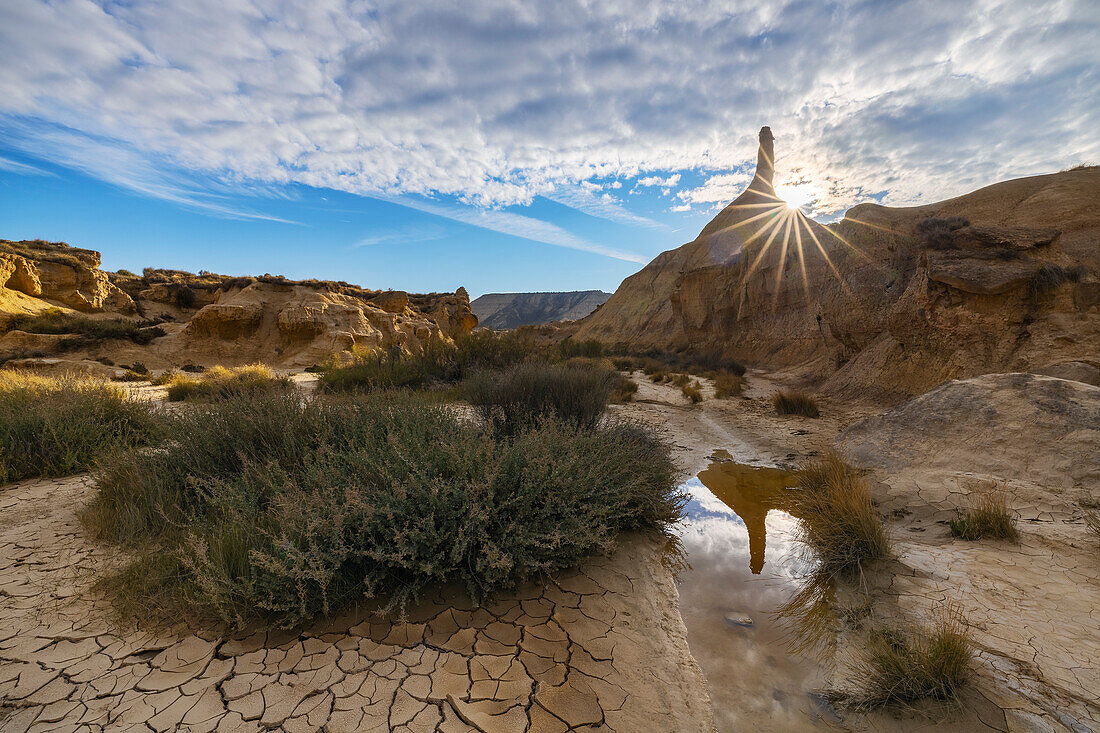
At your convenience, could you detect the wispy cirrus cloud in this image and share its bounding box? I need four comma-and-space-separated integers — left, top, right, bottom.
0, 154, 54, 177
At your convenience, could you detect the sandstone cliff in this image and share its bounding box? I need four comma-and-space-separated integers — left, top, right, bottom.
0, 240, 478, 370
1, 240, 135, 323
472, 290, 612, 329
575, 131, 1099, 399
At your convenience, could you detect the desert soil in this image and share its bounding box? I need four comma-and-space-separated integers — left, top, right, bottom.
2, 370, 1098, 732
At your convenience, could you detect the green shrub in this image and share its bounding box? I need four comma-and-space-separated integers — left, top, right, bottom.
165, 364, 292, 402
83, 391, 682, 627
949, 483, 1018, 542
852, 604, 972, 708
319, 331, 540, 391
7, 308, 165, 345
0, 371, 159, 484
465, 362, 618, 435
773, 389, 820, 417
792, 453, 890, 576
317, 349, 427, 392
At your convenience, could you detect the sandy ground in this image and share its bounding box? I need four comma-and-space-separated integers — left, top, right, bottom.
2, 368, 1097, 731
618, 369, 1100, 732
0, 473, 712, 732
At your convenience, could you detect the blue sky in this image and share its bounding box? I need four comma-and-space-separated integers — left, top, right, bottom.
1, 1, 1097, 298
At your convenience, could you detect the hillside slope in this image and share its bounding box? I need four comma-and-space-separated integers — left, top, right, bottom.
472, 290, 611, 329
575, 132, 1099, 399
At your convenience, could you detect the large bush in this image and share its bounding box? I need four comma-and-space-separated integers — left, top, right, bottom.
319, 331, 539, 392
464, 361, 619, 434
83, 391, 681, 627
0, 371, 159, 484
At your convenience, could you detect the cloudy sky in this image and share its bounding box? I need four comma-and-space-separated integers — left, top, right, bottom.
1, 0, 1097, 296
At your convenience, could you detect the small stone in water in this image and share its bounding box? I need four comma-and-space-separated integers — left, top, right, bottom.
724, 612, 753, 627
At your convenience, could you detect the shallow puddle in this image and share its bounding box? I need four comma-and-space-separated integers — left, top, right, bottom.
675, 451, 839, 732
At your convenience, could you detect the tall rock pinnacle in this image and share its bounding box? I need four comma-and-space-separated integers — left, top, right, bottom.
752, 126, 775, 196
698, 126, 779, 239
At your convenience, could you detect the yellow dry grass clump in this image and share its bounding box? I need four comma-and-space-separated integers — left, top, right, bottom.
792, 452, 890, 575
162, 364, 293, 402
949, 481, 1019, 541
0, 370, 158, 483
852, 603, 973, 708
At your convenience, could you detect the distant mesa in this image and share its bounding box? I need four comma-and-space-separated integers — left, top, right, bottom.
471, 290, 611, 330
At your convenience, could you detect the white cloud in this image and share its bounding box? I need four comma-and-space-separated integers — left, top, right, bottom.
635, 173, 681, 188
0, 155, 53, 176
0, 0, 1096, 225
372, 193, 648, 263
676, 172, 754, 206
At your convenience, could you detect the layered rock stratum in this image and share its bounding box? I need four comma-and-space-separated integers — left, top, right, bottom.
0, 240, 477, 370
575, 129, 1099, 399
471, 290, 611, 329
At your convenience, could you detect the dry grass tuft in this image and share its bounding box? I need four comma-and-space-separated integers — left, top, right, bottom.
713, 372, 745, 398
773, 389, 820, 417
851, 603, 973, 708
949, 482, 1018, 542
1085, 510, 1100, 542
0, 371, 159, 483
681, 380, 703, 403
164, 364, 292, 402
792, 452, 890, 576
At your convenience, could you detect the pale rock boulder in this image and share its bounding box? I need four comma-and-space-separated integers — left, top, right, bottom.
0, 254, 42, 296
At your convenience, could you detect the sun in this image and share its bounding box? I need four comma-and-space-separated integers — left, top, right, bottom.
774, 181, 817, 212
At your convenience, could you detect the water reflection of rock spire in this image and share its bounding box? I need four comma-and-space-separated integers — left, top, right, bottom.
696, 460, 800, 575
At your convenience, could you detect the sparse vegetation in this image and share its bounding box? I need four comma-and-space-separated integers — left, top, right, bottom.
916, 217, 969, 250
164, 364, 292, 402
681, 380, 703, 403
773, 389, 820, 417
1027, 263, 1086, 298
0, 371, 159, 484
83, 391, 682, 627
319, 331, 539, 391
1085, 510, 1100, 542
713, 372, 745, 398
5, 308, 166, 345
949, 483, 1018, 542
851, 604, 973, 708
791, 452, 890, 576
465, 361, 618, 434
612, 375, 638, 403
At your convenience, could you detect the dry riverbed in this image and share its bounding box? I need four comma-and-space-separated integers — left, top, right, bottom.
2, 369, 1098, 732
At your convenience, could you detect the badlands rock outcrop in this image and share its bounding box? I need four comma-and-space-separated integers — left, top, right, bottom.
1, 240, 134, 322
471, 290, 612, 329
575, 130, 1099, 399
0, 240, 478, 370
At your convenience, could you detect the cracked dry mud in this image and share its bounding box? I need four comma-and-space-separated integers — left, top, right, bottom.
0, 474, 713, 732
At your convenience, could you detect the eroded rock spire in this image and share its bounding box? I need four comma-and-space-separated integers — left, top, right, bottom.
751, 126, 775, 196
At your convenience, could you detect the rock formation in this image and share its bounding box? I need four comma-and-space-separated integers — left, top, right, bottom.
575, 131, 1100, 399
0, 240, 478, 370
471, 290, 612, 329
1, 240, 135, 322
